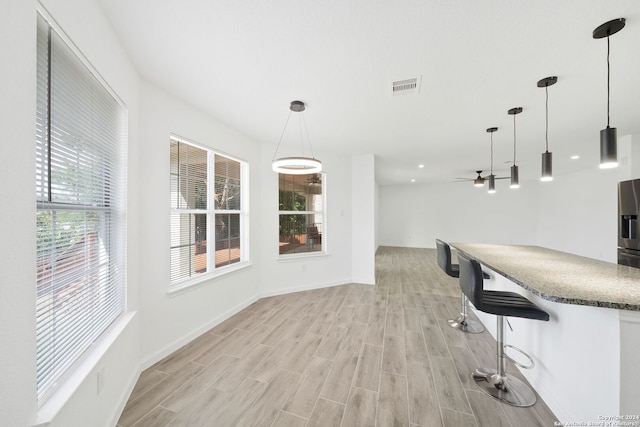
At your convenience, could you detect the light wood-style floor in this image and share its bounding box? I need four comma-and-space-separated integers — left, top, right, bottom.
117, 247, 558, 427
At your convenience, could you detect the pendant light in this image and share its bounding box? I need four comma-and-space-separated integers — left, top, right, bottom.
593, 18, 625, 169
538, 76, 557, 182
272, 100, 322, 174
487, 127, 498, 194
508, 107, 522, 189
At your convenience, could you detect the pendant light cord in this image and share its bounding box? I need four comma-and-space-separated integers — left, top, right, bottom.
513, 113, 516, 164
607, 35, 611, 127
301, 113, 315, 159
298, 112, 305, 157
545, 85, 549, 152
490, 133, 494, 175
273, 110, 293, 161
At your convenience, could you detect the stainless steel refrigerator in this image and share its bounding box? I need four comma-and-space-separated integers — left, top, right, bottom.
618, 178, 640, 268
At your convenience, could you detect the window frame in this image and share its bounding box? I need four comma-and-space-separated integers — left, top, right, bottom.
278, 172, 326, 258
35, 11, 127, 404
169, 135, 250, 291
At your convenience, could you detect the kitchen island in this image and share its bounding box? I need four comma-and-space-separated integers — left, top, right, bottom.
450, 243, 640, 423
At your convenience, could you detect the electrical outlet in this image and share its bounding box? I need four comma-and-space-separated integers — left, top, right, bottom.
97, 367, 105, 394
301, 264, 306, 272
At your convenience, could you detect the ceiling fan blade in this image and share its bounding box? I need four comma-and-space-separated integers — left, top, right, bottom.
455, 178, 474, 181
495, 176, 510, 180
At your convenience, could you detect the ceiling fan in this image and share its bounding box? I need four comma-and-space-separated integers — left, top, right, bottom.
307, 173, 322, 186
455, 170, 508, 187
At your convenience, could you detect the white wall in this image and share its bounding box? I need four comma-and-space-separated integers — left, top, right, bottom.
537, 135, 639, 262
378, 178, 539, 248
351, 154, 376, 284
0, 1, 38, 425
374, 175, 380, 252
258, 144, 353, 295
537, 168, 623, 262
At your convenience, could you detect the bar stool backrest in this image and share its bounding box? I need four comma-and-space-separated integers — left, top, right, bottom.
435, 239, 455, 277
458, 252, 484, 309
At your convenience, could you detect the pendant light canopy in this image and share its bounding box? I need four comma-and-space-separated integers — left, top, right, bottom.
487, 127, 498, 194
508, 107, 522, 189
593, 18, 625, 169
272, 100, 322, 175
538, 76, 557, 182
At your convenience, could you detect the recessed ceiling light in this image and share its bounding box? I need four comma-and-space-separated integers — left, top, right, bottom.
418, 164, 424, 168
571, 155, 580, 160
411, 179, 416, 183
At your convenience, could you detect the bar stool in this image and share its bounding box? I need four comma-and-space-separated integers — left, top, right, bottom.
458, 252, 549, 407
435, 239, 486, 334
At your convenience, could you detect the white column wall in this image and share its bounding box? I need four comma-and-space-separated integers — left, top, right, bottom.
352, 154, 376, 284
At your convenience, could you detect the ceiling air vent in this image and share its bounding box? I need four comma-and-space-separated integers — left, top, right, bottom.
391, 75, 422, 97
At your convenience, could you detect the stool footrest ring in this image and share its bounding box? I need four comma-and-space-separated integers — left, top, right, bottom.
504, 344, 535, 370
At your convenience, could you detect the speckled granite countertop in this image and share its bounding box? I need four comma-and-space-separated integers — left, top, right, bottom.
450, 243, 640, 311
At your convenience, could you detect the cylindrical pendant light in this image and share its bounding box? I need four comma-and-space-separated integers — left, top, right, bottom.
508, 107, 522, 189
487, 127, 498, 194
593, 18, 625, 169
488, 174, 496, 194
538, 76, 557, 182
600, 127, 617, 167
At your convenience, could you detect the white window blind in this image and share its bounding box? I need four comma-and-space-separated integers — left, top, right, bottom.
35, 14, 127, 401
170, 138, 246, 285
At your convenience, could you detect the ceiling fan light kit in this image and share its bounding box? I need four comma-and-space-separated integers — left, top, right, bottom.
272, 101, 322, 175
594, 18, 625, 169
474, 171, 485, 187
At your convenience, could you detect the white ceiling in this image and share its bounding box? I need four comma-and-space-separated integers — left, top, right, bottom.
98, 0, 640, 186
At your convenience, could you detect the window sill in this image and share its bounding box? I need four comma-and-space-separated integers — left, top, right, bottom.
167, 261, 253, 296
278, 251, 330, 262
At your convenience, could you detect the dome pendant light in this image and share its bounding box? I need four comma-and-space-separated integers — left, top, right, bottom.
487, 127, 498, 194
508, 107, 523, 189
593, 18, 625, 169
272, 100, 322, 174
538, 76, 557, 182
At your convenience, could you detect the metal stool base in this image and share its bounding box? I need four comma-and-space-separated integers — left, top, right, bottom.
472, 368, 537, 407
447, 317, 485, 333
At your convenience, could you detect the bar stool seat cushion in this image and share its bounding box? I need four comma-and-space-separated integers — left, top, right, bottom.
480, 291, 550, 321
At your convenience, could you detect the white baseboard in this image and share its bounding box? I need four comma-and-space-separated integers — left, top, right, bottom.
139, 294, 260, 371
259, 278, 354, 298
109, 364, 142, 427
